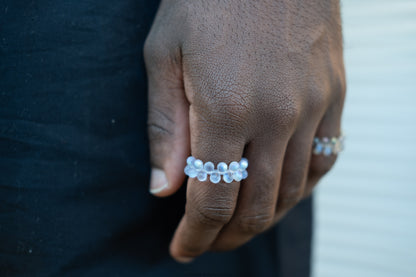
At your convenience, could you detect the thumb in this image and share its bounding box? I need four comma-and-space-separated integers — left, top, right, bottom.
145, 45, 189, 197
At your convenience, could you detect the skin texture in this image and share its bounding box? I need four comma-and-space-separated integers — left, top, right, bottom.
144, 0, 346, 263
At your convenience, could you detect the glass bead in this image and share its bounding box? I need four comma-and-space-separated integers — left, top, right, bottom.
210, 172, 221, 184
233, 171, 243, 182
187, 167, 198, 178
204, 161, 215, 173
217, 162, 228, 174
184, 165, 190, 175
186, 156, 195, 165
313, 143, 323, 155
242, 170, 248, 179
239, 158, 248, 170
223, 172, 234, 183
197, 171, 207, 182
333, 140, 342, 153
323, 145, 332, 156
193, 159, 203, 170
229, 161, 239, 172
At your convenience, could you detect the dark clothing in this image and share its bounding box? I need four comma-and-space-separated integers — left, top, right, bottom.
0, 1, 312, 276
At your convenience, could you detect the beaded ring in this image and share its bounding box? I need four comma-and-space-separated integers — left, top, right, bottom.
184, 156, 248, 184
313, 134, 345, 156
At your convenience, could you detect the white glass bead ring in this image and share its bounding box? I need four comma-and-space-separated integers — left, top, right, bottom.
312, 133, 345, 156
184, 156, 248, 184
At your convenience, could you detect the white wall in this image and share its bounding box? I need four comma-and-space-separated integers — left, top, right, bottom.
312, 1, 416, 276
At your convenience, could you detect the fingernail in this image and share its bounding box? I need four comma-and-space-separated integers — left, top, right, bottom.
150, 168, 169, 194
175, 256, 194, 264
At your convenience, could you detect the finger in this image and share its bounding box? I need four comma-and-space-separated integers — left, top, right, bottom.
169, 103, 247, 262
210, 134, 289, 251
304, 90, 345, 197
274, 125, 317, 221
144, 42, 190, 197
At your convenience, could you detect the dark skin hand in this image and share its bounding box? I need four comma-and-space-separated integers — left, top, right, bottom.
145, 0, 346, 263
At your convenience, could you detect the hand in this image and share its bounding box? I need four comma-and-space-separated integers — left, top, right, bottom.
145, 0, 345, 263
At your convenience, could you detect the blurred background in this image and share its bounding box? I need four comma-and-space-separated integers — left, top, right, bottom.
312, 0, 416, 276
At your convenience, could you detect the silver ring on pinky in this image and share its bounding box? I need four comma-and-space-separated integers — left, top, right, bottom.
313, 133, 345, 156
184, 156, 248, 184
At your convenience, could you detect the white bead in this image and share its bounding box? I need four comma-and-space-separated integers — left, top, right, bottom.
204, 161, 215, 173
233, 171, 243, 182
229, 161, 239, 172
187, 167, 198, 178
193, 159, 203, 170
239, 158, 248, 170
323, 145, 332, 156
217, 162, 228, 174
223, 172, 234, 183
242, 170, 248, 179
197, 171, 207, 182
186, 156, 195, 165
184, 165, 191, 175
210, 172, 221, 184
313, 143, 323, 155
333, 140, 342, 153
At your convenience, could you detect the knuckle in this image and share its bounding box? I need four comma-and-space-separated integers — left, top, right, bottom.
278, 194, 302, 210
191, 86, 253, 138
282, 102, 301, 125
147, 124, 171, 144
268, 91, 301, 133
278, 187, 303, 210
255, 160, 276, 183
147, 106, 175, 142
255, 166, 277, 192
221, 96, 251, 119
198, 86, 252, 125
237, 213, 274, 234
191, 204, 234, 227
190, 68, 253, 110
